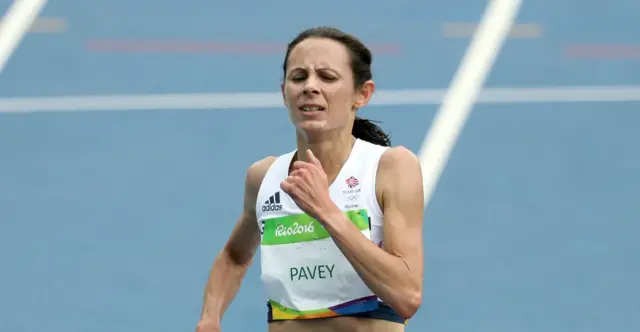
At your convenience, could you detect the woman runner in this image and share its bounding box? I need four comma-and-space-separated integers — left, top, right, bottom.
197, 26, 425, 332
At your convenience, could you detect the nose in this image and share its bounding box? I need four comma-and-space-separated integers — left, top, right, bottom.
303, 76, 320, 95
303, 86, 319, 95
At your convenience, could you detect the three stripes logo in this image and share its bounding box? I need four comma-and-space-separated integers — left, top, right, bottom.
262, 191, 283, 212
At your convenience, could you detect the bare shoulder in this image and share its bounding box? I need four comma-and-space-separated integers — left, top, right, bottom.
378, 146, 421, 174
245, 156, 278, 189
376, 146, 423, 202
242, 155, 279, 215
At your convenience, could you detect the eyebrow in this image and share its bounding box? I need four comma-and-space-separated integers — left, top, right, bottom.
288, 66, 337, 74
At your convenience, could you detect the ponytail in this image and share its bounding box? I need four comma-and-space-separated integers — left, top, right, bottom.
352, 116, 391, 147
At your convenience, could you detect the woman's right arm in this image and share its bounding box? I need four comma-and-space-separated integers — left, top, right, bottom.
197, 157, 276, 331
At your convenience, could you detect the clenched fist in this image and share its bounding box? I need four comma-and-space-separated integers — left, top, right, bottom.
280, 149, 337, 222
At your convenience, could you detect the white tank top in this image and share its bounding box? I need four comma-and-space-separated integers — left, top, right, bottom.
256, 138, 389, 321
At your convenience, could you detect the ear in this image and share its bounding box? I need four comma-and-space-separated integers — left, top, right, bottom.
281, 82, 288, 108
354, 80, 375, 109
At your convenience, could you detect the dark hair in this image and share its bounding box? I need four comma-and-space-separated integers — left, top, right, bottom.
282, 26, 391, 147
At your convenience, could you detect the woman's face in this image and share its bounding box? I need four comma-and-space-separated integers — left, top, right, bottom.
282, 37, 372, 135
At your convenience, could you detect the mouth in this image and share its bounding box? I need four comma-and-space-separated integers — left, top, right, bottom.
298, 104, 326, 114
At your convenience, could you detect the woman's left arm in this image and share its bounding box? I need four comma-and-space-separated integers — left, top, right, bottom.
318, 146, 425, 319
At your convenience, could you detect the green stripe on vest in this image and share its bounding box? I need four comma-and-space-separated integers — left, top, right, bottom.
261, 209, 369, 246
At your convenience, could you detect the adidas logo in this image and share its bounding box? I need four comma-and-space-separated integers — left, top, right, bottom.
262, 191, 283, 212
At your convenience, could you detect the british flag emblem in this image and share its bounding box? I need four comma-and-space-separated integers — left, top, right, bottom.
346, 176, 359, 188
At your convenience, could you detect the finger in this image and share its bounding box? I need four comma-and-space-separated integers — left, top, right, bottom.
280, 180, 293, 193
291, 168, 309, 179
285, 171, 305, 186
284, 175, 297, 185
291, 160, 307, 170
289, 169, 304, 177
306, 149, 323, 169
281, 180, 300, 198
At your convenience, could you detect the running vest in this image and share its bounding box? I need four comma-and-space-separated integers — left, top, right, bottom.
256, 138, 390, 321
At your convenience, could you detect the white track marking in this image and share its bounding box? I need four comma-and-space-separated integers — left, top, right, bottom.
442, 22, 542, 39
0, 0, 48, 72
416, 0, 523, 207
1, 85, 640, 113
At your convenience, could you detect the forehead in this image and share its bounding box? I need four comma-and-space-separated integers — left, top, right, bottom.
287, 37, 351, 70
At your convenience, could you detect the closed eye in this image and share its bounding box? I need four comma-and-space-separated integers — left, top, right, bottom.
319, 73, 337, 81
290, 75, 306, 82
288, 68, 339, 83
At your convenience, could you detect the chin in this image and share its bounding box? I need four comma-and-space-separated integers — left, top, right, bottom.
295, 119, 328, 133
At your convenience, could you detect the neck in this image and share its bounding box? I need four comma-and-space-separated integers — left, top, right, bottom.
295, 130, 356, 182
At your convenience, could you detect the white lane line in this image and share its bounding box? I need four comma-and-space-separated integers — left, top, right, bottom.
0, 85, 639, 113
0, 0, 49, 72
415, 0, 524, 207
